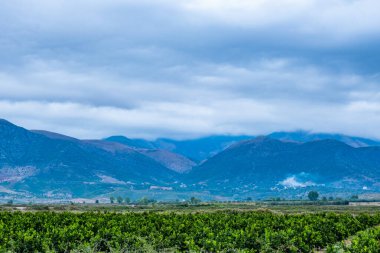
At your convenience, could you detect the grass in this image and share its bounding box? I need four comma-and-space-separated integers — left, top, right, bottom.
2, 201, 380, 214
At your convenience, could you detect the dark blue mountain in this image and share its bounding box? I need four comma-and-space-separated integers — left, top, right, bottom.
3, 119, 380, 201
106, 131, 380, 163
190, 136, 380, 198
0, 119, 177, 199
154, 136, 254, 162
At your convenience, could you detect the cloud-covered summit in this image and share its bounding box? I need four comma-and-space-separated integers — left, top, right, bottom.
0, 0, 379, 139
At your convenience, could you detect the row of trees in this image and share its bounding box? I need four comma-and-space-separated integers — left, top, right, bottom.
106, 196, 202, 205
308, 191, 359, 201
108, 196, 156, 205
5, 193, 360, 205
104, 193, 334, 204
109, 196, 131, 204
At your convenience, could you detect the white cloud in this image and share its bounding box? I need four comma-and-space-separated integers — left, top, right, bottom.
279, 176, 316, 189
181, 0, 380, 43
1, 55, 380, 139
0, 1, 379, 139
1, 0, 379, 48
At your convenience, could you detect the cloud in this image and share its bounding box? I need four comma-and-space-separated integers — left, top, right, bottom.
279, 176, 316, 189
1, 55, 380, 139
0, 1, 379, 139
181, 0, 380, 42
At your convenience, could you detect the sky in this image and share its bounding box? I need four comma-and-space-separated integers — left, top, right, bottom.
0, 0, 380, 140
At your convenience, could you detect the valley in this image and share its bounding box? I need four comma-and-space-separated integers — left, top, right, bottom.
1, 119, 380, 203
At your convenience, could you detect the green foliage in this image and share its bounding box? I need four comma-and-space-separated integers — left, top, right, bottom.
308, 191, 319, 201
328, 226, 380, 252
109, 196, 115, 204
139, 197, 149, 205
0, 211, 379, 252
138, 197, 156, 205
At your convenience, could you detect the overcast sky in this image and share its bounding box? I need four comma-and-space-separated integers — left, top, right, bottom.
0, 0, 380, 140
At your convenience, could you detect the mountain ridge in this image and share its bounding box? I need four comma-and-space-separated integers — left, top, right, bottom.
0, 119, 177, 199
189, 136, 380, 198
1, 118, 380, 201
268, 131, 380, 147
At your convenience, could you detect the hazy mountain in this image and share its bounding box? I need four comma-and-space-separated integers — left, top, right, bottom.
190, 136, 380, 197
105, 135, 253, 162
268, 131, 380, 147
0, 119, 177, 199
105, 132, 380, 163
3, 119, 380, 201
94, 139, 197, 174
104, 136, 155, 149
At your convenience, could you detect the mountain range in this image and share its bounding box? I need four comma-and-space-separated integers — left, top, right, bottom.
1, 118, 380, 202
104, 135, 253, 162
190, 137, 380, 198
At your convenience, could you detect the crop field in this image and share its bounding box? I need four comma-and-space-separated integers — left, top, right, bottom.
1, 203, 380, 252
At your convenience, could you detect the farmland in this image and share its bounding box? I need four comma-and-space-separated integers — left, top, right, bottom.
1, 203, 380, 252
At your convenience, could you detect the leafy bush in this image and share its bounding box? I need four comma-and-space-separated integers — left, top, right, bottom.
328, 226, 380, 253
0, 211, 379, 252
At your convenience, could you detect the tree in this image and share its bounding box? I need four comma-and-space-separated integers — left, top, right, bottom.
139, 197, 149, 205
308, 191, 319, 201
117, 196, 123, 204
124, 197, 131, 204
190, 197, 201, 205
350, 195, 359, 200
95, 200, 99, 204
110, 196, 115, 204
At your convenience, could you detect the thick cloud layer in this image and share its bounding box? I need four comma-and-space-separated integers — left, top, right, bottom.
0, 0, 379, 139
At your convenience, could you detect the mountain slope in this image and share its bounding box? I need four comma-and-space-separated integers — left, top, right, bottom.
154, 135, 254, 162
3, 119, 380, 201
190, 137, 380, 195
140, 149, 196, 173
105, 135, 254, 162
0, 120, 177, 198
103, 136, 155, 149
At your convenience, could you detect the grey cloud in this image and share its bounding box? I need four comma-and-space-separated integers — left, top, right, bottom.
0, 0, 379, 139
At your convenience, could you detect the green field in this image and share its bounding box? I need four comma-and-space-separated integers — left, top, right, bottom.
1, 203, 380, 252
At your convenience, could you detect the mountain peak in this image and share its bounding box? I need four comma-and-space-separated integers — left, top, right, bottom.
0, 118, 15, 127
0, 119, 28, 137
235, 136, 277, 146
254, 135, 272, 141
